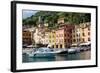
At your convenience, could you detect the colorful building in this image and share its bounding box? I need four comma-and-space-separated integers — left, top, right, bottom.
33, 21, 47, 44
72, 22, 91, 46
72, 25, 81, 46
22, 30, 32, 46
55, 24, 74, 49
80, 22, 91, 45
49, 30, 56, 48
23, 16, 91, 49
42, 31, 49, 45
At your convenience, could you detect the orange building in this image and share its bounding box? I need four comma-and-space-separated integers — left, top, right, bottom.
22, 30, 32, 46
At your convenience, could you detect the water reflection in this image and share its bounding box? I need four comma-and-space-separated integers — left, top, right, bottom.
23, 50, 91, 63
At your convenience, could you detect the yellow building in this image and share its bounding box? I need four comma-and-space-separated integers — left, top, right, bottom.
80, 22, 91, 45
72, 22, 91, 46
49, 30, 56, 48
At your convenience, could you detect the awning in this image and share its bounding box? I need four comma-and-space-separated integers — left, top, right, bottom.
71, 44, 77, 46
80, 42, 91, 45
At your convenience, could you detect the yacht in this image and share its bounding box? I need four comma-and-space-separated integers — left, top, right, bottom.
28, 47, 55, 58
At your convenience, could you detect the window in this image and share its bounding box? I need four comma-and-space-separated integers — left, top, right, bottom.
88, 32, 90, 35
82, 33, 85, 36
70, 35, 72, 38
64, 40, 66, 42
70, 39, 72, 43
56, 45, 58, 48
67, 34, 69, 37
79, 38, 80, 41
69, 30, 72, 33
60, 44, 62, 48
88, 37, 90, 41
52, 45, 54, 48
76, 34, 78, 37
73, 39, 76, 42
68, 39, 70, 43
65, 34, 66, 37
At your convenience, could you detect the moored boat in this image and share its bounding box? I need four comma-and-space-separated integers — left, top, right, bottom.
68, 49, 76, 53
28, 47, 55, 58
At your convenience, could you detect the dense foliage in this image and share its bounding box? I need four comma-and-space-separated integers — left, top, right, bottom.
23, 11, 91, 28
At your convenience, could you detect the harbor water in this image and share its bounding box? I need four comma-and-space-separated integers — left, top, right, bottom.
22, 50, 91, 63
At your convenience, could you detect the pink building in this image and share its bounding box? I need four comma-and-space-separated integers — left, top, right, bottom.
55, 24, 74, 48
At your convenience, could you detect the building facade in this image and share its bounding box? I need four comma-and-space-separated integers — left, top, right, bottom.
80, 22, 91, 45
22, 30, 32, 46
42, 31, 49, 45
55, 24, 74, 49
72, 22, 91, 46
22, 16, 91, 49
49, 30, 56, 48
72, 25, 81, 46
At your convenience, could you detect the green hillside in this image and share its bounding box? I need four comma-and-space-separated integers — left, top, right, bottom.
23, 11, 91, 28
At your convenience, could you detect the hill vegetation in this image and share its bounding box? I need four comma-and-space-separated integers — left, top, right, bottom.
23, 11, 91, 28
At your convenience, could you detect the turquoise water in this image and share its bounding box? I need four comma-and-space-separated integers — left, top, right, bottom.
22, 50, 91, 63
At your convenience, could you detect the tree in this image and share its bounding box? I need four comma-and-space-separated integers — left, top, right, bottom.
22, 11, 91, 27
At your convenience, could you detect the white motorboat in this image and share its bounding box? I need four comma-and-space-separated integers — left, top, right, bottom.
68, 47, 81, 53
28, 47, 55, 58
